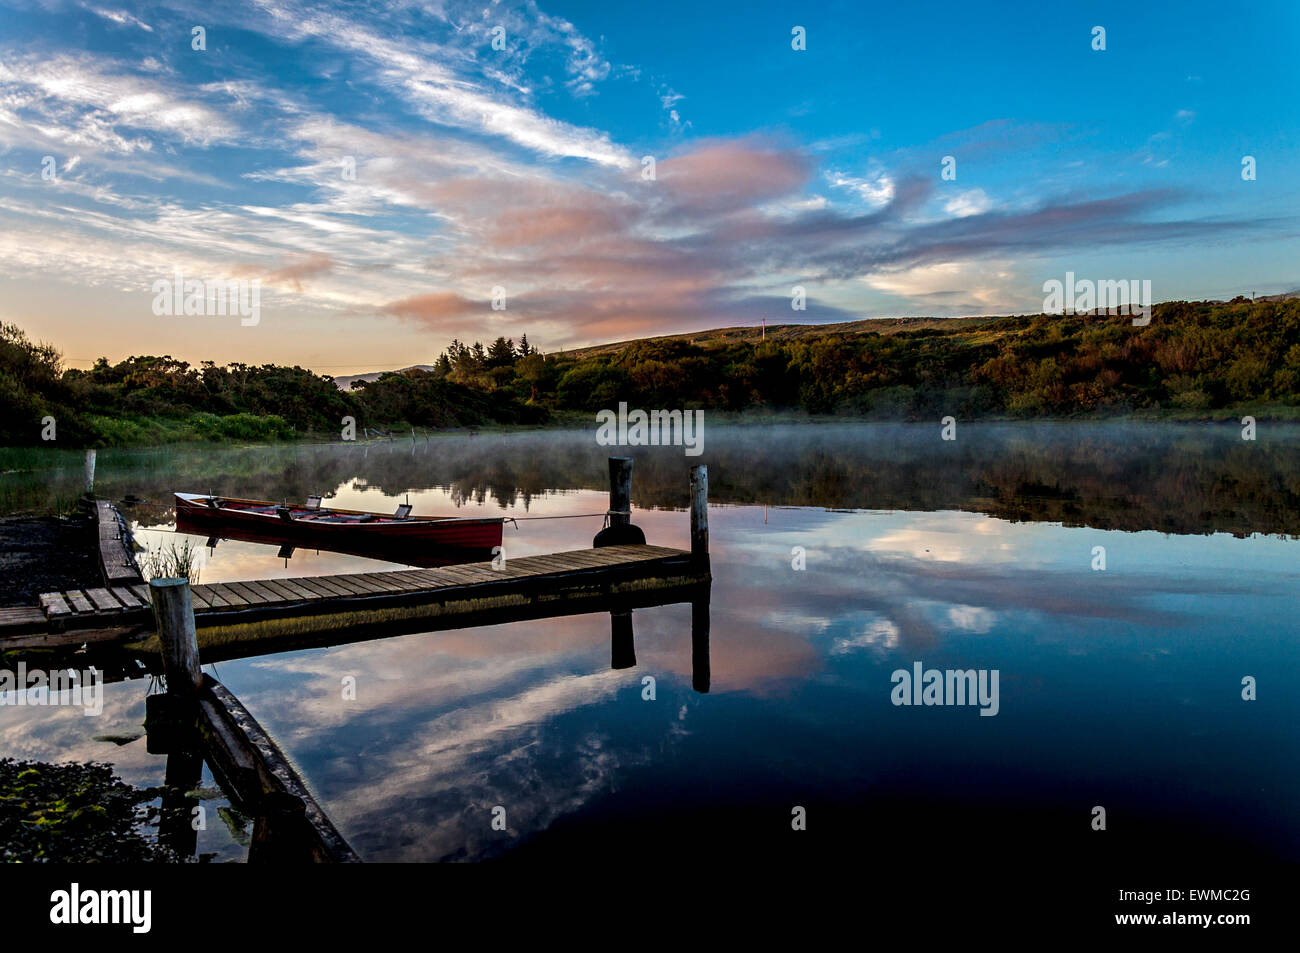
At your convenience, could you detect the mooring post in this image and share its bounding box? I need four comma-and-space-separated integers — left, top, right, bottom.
609, 456, 633, 527
611, 610, 636, 669
249, 791, 310, 864
691, 590, 711, 694
159, 747, 204, 859
151, 578, 202, 698
83, 448, 96, 496
690, 464, 709, 561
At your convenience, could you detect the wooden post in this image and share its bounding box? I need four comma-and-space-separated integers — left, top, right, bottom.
691, 591, 710, 694
608, 457, 632, 526
611, 610, 635, 669
249, 791, 310, 864
151, 578, 202, 698
690, 464, 709, 560
595, 456, 645, 547
159, 747, 203, 859
83, 448, 96, 496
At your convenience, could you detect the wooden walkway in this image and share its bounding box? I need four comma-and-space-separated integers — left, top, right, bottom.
4, 544, 708, 654
93, 499, 144, 588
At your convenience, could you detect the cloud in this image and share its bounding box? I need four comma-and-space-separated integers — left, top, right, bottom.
247, 0, 630, 166
865, 260, 1029, 316
0, 54, 239, 151
944, 188, 993, 218
0, 3, 1286, 361
83, 5, 154, 32
381, 291, 483, 324
258, 253, 337, 292
827, 168, 896, 209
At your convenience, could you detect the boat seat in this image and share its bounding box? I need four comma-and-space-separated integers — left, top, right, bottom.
394, 504, 413, 520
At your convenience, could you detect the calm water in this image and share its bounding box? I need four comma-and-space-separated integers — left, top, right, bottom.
2, 423, 1297, 865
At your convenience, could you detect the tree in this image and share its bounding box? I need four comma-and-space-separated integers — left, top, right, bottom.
518, 352, 545, 401
487, 336, 516, 368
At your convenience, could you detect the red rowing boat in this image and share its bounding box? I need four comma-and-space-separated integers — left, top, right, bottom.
174, 492, 503, 551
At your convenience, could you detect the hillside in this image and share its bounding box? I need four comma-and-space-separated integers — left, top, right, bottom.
561, 315, 1002, 358
332, 365, 437, 391
3, 297, 1299, 447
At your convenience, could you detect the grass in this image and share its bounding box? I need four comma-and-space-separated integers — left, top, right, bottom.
140, 538, 201, 584
83, 412, 298, 446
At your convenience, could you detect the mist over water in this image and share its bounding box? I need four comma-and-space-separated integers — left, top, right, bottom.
6, 421, 1300, 535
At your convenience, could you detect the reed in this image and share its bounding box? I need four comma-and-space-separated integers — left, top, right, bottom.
140, 539, 201, 584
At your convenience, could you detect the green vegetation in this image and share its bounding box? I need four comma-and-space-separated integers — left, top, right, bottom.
526, 298, 1300, 420
2, 298, 1298, 447
140, 538, 201, 584
0, 758, 175, 862
0, 322, 540, 447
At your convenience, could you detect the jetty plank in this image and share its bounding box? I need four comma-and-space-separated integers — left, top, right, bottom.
313, 575, 375, 596
257, 579, 316, 602
83, 588, 123, 612
65, 590, 95, 614
0, 607, 47, 631
39, 593, 73, 618
291, 576, 351, 599
242, 579, 295, 603
327, 572, 387, 595
193, 584, 233, 609
92, 500, 143, 588
225, 581, 275, 605
204, 583, 250, 608
351, 573, 408, 594
111, 587, 146, 609
186, 586, 215, 609
365, 571, 427, 593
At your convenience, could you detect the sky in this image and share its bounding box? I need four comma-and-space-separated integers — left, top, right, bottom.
0, 0, 1297, 375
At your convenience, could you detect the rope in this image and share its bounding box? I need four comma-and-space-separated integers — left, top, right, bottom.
505, 512, 611, 520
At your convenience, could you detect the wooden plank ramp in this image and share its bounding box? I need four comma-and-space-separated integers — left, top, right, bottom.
5, 544, 708, 652
93, 500, 144, 588
197, 675, 360, 862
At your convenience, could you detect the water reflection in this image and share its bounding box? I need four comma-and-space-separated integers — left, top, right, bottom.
2, 424, 1297, 865
184, 502, 1297, 863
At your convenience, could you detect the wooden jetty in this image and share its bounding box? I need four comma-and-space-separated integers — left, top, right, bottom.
93, 499, 144, 588
3, 461, 711, 656
0, 497, 142, 637
146, 577, 359, 863
2, 460, 713, 862
11, 543, 705, 657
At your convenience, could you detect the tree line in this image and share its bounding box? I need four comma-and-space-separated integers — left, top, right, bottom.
1, 297, 1297, 446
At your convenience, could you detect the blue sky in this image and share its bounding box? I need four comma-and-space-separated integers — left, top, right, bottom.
0, 0, 1296, 373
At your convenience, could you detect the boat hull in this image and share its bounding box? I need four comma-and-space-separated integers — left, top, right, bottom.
174, 493, 504, 558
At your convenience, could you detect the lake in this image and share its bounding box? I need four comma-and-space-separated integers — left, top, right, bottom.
2, 422, 1297, 866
